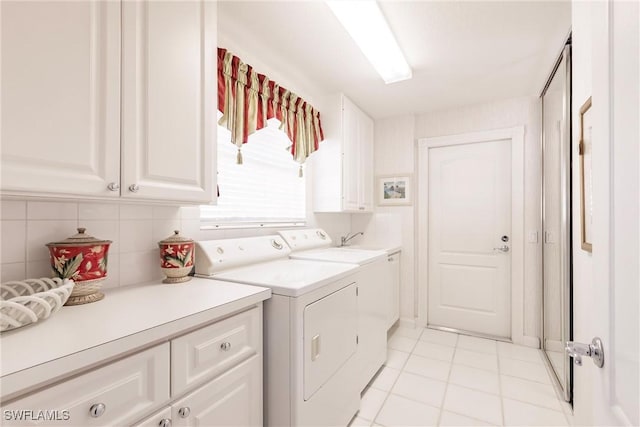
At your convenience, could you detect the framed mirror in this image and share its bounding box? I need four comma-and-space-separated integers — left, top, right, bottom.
579, 97, 593, 252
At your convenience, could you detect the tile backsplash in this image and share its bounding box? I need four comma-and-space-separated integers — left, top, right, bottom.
0, 200, 351, 288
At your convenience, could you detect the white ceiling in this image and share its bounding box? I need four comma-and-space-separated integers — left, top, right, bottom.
218, 1, 571, 119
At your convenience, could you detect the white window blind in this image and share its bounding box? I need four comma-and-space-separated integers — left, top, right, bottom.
200, 119, 306, 227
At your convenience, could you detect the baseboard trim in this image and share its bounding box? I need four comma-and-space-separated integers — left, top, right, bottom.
545, 338, 564, 352
398, 317, 416, 328
523, 335, 541, 348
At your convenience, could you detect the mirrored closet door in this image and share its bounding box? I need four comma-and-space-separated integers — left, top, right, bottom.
541, 40, 572, 403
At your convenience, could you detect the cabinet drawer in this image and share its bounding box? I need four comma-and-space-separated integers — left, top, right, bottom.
172, 355, 262, 427
171, 306, 261, 396
131, 406, 171, 427
2, 344, 170, 426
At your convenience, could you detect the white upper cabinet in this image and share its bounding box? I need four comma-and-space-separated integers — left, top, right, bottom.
1, 1, 121, 198
358, 110, 374, 212
1, 1, 216, 204
313, 94, 374, 213
121, 1, 215, 203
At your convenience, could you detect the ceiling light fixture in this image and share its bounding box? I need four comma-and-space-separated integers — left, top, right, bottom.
326, 0, 412, 84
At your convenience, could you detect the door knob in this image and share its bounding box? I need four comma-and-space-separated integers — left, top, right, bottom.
565, 337, 604, 368
493, 245, 510, 252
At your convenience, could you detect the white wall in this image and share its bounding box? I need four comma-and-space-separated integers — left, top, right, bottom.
356, 97, 542, 337
0, 196, 350, 288
352, 115, 417, 325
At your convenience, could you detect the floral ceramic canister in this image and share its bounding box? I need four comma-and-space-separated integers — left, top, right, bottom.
46, 228, 111, 305
158, 230, 194, 284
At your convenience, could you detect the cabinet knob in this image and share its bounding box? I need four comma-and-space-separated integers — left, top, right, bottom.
89, 403, 106, 418
107, 182, 120, 192
388, 257, 394, 262
220, 341, 231, 351
158, 418, 172, 427
128, 184, 140, 193
178, 407, 191, 418
358, 206, 365, 210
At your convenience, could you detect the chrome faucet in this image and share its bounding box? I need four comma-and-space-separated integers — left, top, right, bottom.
340, 232, 364, 247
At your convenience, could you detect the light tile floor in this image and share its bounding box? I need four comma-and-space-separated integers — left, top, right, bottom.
350, 326, 570, 427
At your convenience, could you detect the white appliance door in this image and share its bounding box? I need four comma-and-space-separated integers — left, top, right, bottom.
428, 138, 512, 338
303, 283, 357, 400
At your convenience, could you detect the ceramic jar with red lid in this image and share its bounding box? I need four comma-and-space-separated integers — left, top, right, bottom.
46, 227, 111, 305
158, 230, 194, 284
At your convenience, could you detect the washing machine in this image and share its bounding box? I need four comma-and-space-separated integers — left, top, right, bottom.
195, 235, 361, 427
277, 229, 388, 392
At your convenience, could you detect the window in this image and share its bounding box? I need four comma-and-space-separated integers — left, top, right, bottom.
200, 119, 306, 227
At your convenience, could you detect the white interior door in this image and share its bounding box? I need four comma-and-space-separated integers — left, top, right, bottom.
587, 1, 639, 425
428, 139, 512, 338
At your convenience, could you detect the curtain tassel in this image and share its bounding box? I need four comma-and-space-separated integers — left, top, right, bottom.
299, 165, 303, 178
236, 148, 243, 165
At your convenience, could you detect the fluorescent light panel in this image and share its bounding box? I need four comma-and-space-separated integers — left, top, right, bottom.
326, 0, 412, 84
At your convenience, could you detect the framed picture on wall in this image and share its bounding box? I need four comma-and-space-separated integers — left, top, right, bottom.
378, 175, 412, 206
579, 97, 593, 252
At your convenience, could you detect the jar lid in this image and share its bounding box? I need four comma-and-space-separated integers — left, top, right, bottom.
158, 230, 193, 246
46, 227, 112, 247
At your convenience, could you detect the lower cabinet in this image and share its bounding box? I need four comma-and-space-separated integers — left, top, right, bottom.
1, 306, 263, 427
1, 344, 170, 426
387, 252, 401, 330
172, 356, 262, 427
133, 356, 261, 427
132, 407, 172, 427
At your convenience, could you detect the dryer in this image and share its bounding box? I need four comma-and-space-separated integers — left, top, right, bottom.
195, 235, 361, 427
278, 229, 388, 392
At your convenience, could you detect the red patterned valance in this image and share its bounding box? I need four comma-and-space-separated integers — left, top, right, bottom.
217, 48, 325, 169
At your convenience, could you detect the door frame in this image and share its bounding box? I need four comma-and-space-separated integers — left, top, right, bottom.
416, 126, 526, 344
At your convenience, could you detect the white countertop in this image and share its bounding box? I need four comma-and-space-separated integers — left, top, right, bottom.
290, 247, 388, 266
346, 244, 402, 255
0, 277, 270, 400
210, 259, 358, 297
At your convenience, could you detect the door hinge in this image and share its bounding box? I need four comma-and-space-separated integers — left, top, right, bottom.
356, 335, 359, 345
356, 287, 359, 296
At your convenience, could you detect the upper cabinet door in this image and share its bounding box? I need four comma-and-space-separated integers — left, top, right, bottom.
342, 96, 360, 211
312, 93, 375, 214
1, 1, 121, 197
121, 0, 216, 204
358, 111, 374, 212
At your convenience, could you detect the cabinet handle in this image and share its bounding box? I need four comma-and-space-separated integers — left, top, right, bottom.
220, 341, 231, 351
128, 184, 140, 193
158, 418, 172, 427
89, 403, 106, 418
178, 407, 191, 418
358, 206, 365, 210
107, 182, 120, 192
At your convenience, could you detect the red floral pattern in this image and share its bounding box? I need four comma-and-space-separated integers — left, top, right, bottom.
160, 243, 194, 269
49, 244, 110, 282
